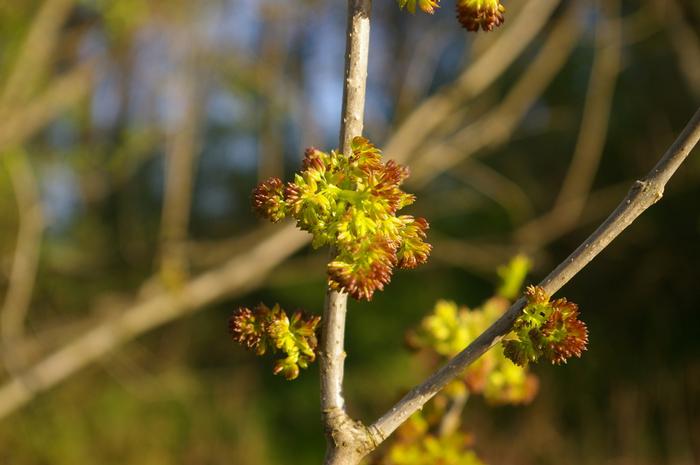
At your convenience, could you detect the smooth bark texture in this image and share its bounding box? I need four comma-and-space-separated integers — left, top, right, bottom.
320, 2, 374, 465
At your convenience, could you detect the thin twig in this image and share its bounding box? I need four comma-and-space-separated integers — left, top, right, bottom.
0, 0, 76, 110
385, 0, 561, 164
517, 0, 622, 247
369, 106, 700, 444
320, 2, 374, 465
409, 3, 583, 187
437, 390, 468, 437
655, 0, 700, 99
1, 151, 44, 374
159, 74, 201, 285
0, 62, 94, 152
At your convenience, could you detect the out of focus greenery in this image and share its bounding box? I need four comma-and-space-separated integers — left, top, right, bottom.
0, 1, 699, 465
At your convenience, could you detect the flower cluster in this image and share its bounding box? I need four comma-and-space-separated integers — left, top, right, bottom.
456, 0, 506, 32
229, 303, 321, 380
396, 0, 441, 14
380, 410, 484, 465
408, 297, 538, 405
396, 0, 506, 33
252, 137, 431, 300
503, 286, 589, 366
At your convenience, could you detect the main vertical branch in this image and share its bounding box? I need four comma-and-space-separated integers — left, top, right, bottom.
338, 0, 372, 155
320, 2, 372, 465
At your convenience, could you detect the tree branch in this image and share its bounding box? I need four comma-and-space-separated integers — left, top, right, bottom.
0, 223, 308, 420
159, 73, 201, 285
1, 151, 44, 374
409, 2, 583, 187
320, 2, 374, 465
369, 106, 700, 444
385, 0, 561, 164
517, 1, 622, 247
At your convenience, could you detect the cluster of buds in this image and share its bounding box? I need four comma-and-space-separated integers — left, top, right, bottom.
396, 0, 441, 14
456, 0, 506, 31
396, 0, 506, 32
380, 409, 484, 465
408, 297, 538, 405
253, 137, 431, 300
503, 286, 589, 366
229, 303, 321, 380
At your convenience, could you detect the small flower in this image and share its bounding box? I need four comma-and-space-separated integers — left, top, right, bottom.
540, 299, 589, 364
396, 216, 431, 269
328, 236, 397, 300
456, 0, 506, 32
229, 303, 321, 380
252, 177, 287, 222
396, 0, 441, 15
229, 306, 268, 355
503, 286, 589, 366
409, 296, 539, 406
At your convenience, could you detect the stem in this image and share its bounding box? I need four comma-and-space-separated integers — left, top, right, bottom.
369, 106, 700, 443
320, 2, 373, 465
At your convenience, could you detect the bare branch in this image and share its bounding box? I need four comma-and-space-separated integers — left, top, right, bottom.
409, 3, 583, 187
654, 0, 700, 99
0, 63, 94, 151
385, 0, 561, 164
1, 151, 44, 373
0, 0, 76, 109
321, 2, 375, 465
369, 106, 700, 444
0, 224, 308, 420
517, 0, 622, 247
159, 75, 201, 285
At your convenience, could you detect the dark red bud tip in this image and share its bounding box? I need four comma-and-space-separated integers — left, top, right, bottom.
229, 307, 262, 349
252, 177, 287, 222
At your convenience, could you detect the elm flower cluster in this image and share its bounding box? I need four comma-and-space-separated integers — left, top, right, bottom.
383, 411, 484, 465
229, 303, 320, 380
503, 286, 589, 366
396, 0, 441, 14
396, 0, 506, 32
408, 298, 538, 405
456, 0, 505, 32
252, 137, 431, 300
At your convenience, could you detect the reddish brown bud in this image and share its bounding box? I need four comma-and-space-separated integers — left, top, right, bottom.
252, 177, 287, 222
302, 147, 326, 172
230, 306, 267, 354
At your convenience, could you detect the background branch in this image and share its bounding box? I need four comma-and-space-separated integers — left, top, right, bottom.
1, 151, 44, 375
386, 0, 561, 164
517, 0, 622, 248
0, 224, 308, 419
158, 73, 201, 285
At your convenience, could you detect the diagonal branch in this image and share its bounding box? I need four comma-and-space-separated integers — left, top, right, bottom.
369, 106, 700, 444
0, 223, 308, 420
385, 0, 561, 164
409, 2, 583, 187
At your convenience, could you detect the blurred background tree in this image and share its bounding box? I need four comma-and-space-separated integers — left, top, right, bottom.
0, 0, 698, 464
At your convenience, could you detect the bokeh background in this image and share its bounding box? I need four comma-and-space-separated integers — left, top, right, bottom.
0, 0, 698, 464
